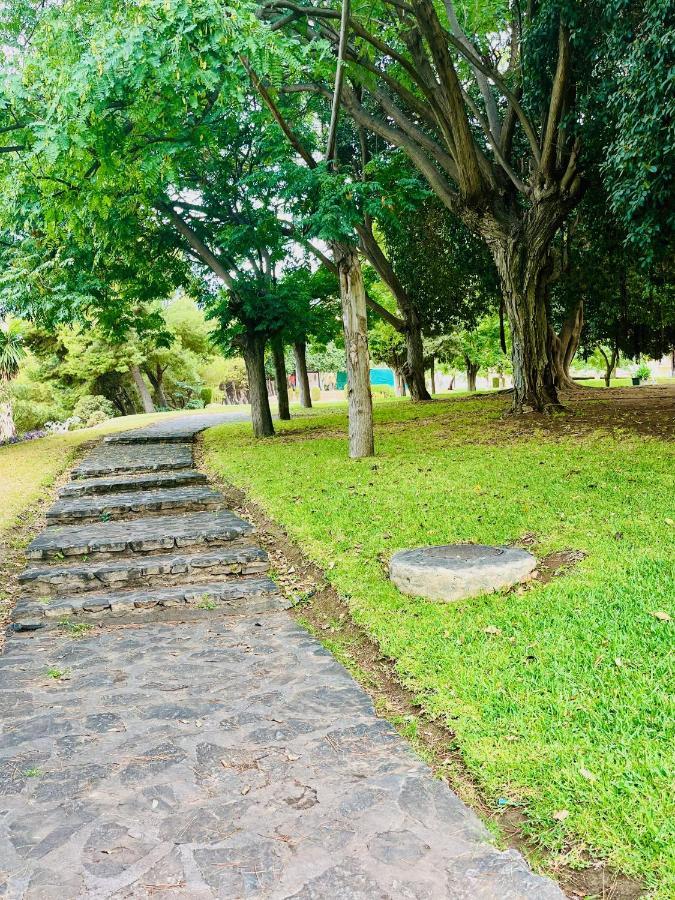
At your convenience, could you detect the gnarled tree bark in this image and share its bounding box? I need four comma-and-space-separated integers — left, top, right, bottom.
549, 300, 584, 390
465, 357, 479, 391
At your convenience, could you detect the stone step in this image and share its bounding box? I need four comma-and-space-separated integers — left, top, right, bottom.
59, 469, 207, 497
11, 577, 288, 630
72, 442, 193, 479
46, 485, 226, 525
19, 545, 269, 595
26, 510, 253, 561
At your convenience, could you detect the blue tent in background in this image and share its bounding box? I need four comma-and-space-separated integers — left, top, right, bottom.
336, 368, 395, 390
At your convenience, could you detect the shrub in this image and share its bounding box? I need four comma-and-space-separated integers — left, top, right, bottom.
635, 363, 651, 382
12, 399, 68, 434
186, 397, 204, 409
73, 394, 115, 421
310, 386, 321, 401
200, 386, 213, 405
85, 409, 110, 428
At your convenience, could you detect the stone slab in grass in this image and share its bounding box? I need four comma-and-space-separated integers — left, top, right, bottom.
72, 442, 193, 479
59, 469, 207, 497
46, 485, 225, 524
26, 510, 253, 560
389, 544, 537, 602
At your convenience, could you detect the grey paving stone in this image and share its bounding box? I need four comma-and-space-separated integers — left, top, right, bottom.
19, 545, 268, 595
46, 485, 226, 524
11, 578, 286, 628
104, 411, 249, 444
0, 615, 563, 899
26, 510, 253, 560
59, 469, 207, 497
72, 442, 194, 478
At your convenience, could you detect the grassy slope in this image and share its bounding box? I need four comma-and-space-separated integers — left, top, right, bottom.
203, 396, 674, 893
0, 412, 179, 536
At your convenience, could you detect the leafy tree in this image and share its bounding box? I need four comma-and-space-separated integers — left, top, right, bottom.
435, 316, 509, 391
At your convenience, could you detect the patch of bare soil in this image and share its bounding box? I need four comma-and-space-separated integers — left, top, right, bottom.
201, 457, 645, 900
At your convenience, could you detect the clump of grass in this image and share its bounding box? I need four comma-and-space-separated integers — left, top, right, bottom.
198, 596, 217, 610
23, 768, 42, 778
45, 667, 68, 680
58, 618, 93, 637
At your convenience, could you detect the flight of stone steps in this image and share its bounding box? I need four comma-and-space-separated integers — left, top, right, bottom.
11, 416, 289, 631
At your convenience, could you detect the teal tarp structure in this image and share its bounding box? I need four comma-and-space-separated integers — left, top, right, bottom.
336, 368, 395, 390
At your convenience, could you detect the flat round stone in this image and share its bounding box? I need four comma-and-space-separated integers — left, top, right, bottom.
389, 544, 537, 602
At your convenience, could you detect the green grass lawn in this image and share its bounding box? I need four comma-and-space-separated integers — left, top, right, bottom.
203, 393, 674, 894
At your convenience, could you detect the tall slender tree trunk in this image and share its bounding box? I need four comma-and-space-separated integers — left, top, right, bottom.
428, 355, 436, 394
332, 241, 374, 458
293, 341, 312, 408
271, 335, 291, 421
130, 364, 155, 414
241, 332, 274, 438
492, 241, 560, 413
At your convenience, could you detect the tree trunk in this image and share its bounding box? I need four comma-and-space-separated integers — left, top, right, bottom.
293, 341, 312, 408
130, 364, 155, 414
465, 357, 479, 391
0, 401, 16, 442
429, 355, 436, 394
271, 335, 291, 421
599, 345, 619, 387
394, 370, 406, 396
332, 241, 374, 458
402, 308, 431, 401
492, 244, 560, 413
241, 332, 274, 438
550, 300, 584, 390
145, 365, 170, 408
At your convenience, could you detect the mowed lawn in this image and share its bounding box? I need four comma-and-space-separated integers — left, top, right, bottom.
204, 392, 675, 894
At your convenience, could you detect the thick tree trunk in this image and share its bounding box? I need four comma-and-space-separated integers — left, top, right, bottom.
394, 370, 406, 396
0, 401, 16, 442
332, 241, 374, 458
465, 358, 479, 391
428, 355, 436, 394
492, 244, 560, 413
271, 335, 291, 421
293, 341, 312, 408
241, 333, 274, 438
130, 364, 155, 414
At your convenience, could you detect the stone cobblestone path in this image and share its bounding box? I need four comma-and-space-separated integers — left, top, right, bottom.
1, 415, 564, 899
